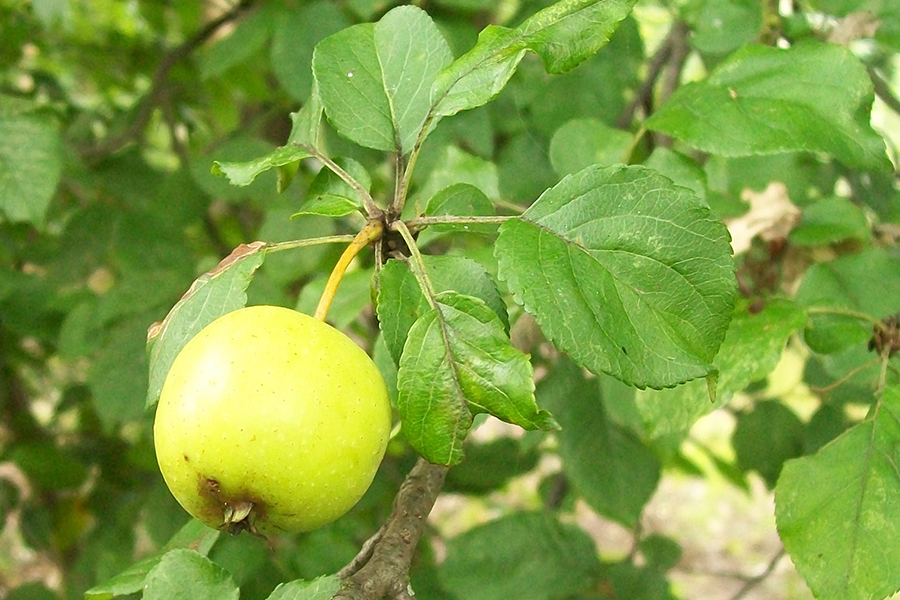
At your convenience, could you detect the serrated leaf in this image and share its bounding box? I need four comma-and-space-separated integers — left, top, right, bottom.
265, 575, 341, 600
438, 512, 599, 600
377, 255, 509, 365
538, 358, 660, 526
776, 386, 900, 600
431, 0, 637, 117
496, 164, 736, 389
313, 6, 452, 153
397, 291, 554, 466
795, 248, 900, 355
646, 42, 891, 171
549, 118, 633, 176
146, 242, 266, 407
85, 520, 220, 600
0, 113, 62, 227
635, 298, 807, 437
142, 549, 239, 600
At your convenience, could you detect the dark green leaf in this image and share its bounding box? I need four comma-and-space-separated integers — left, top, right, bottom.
646, 42, 891, 171
539, 359, 660, 526
439, 512, 599, 600
88, 318, 150, 429
146, 242, 266, 407
0, 112, 62, 227
444, 437, 541, 494
7, 441, 87, 491
85, 520, 220, 600
795, 248, 900, 354
684, 0, 761, 55
496, 164, 736, 389
416, 145, 500, 203
635, 299, 806, 437
776, 386, 900, 600
266, 576, 342, 600
296, 268, 373, 329
377, 255, 509, 364
142, 549, 239, 600
600, 560, 677, 600
733, 400, 805, 488
397, 291, 554, 465
313, 6, 452, 153
424, 183, 496, 234
295, 157, 370, 217
639, 534, 683, 572
270, 2, 349, 101
549, 118, 633, 176
199, 8, 272, 79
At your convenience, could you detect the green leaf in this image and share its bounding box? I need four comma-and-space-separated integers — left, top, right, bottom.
424, 183, 496, 234
270, 2, 349, 102
0, 112, 62, 227
439, 512, 599, 600
776, 386, 900, 600
312, 6, 452, 153
444, 436, 541, 495
142, 549, 239, 600
789, 196, 870, 246
733, 400, 805, 488
146, 242, 266, 408
600, 560, 677, 600
294, 157, 370, 218
85, 520, 220, 600
296, 268, 373, 329
377, 255, 509, 365
7, 441, 87, 491
417, 145, 500, 202
212, 144, 313, 188
646, 42, 891, 171
199, 8, 272, 79
496, 164, 736, 389
397, 291, 555, 465
431, 0, 637, 117
684, 0, 761, 55
795, 248, 900, 354
265, 576, 341, 600
88, 318, 151, 429
549, 118, 633, 176
538, 358, 660, 526
643, 147, 707, 205
635, 299, 806, 437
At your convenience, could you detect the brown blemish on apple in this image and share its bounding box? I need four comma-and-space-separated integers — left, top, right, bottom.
197, 474, 269, 538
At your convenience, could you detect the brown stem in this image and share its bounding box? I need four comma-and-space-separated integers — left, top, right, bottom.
85, 0, 255, 159
616, 33, 673, 129
868, 65, 900, 117
335, 458, 449, 600
653, 21, 690, 148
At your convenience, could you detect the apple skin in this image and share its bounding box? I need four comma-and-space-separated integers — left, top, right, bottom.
153, 305, 392, 534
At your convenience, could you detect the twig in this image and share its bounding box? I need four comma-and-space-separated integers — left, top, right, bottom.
85, 0, 255, 159
653, 21, 690, 148
728, 548, 785, 600
616, 34, 673, 129
335, 458, 449, 600
868, 65, 900, 117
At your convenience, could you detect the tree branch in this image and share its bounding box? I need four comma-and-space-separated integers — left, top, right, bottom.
868, 65, 900, 117
85, 0, 255, 159
728, 547, 785, 600
335, 458, 449, 600
616, 33, 673, 129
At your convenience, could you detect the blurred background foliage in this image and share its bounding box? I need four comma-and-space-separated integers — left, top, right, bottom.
0, 0, 898, 599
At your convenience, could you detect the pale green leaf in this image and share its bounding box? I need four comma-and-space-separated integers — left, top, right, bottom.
266, 575, 341, 600
313, 6, 452, 153
146, 242, 266, 407
85, 521, 220, 600
549, 118, 633, 176
294, 156, 370, 217
635, 299, 807, 437
646, 42, 891, 171
776, 386, 900, 600
0, 113, 62, 227
496, 164, 736, 389
397, 291, 554, 465
143, 549, 239, 600
212, 144, 313, 188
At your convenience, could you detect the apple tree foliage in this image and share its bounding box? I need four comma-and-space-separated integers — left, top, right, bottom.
1, 0, 899, 599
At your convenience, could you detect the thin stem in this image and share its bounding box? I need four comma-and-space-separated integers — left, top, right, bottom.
868, 65, 900, 117
297, 144, 381, 217
616, 32, 673, 128
405, 215, 516, 228
621, 126, 647, 164
314, 221, 384, 322
391, 221, 439, 310
807, 306, 885, 331
264, 234, 357, 254
728, 548, 785, 600
809, 359, 880, 394
493, 198, 527, 214
394, 115, 434, 214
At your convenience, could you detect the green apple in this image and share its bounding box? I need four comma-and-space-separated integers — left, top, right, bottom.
153, 305, 392, 534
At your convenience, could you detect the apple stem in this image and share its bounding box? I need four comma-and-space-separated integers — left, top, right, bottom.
314, 220, 384, 322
